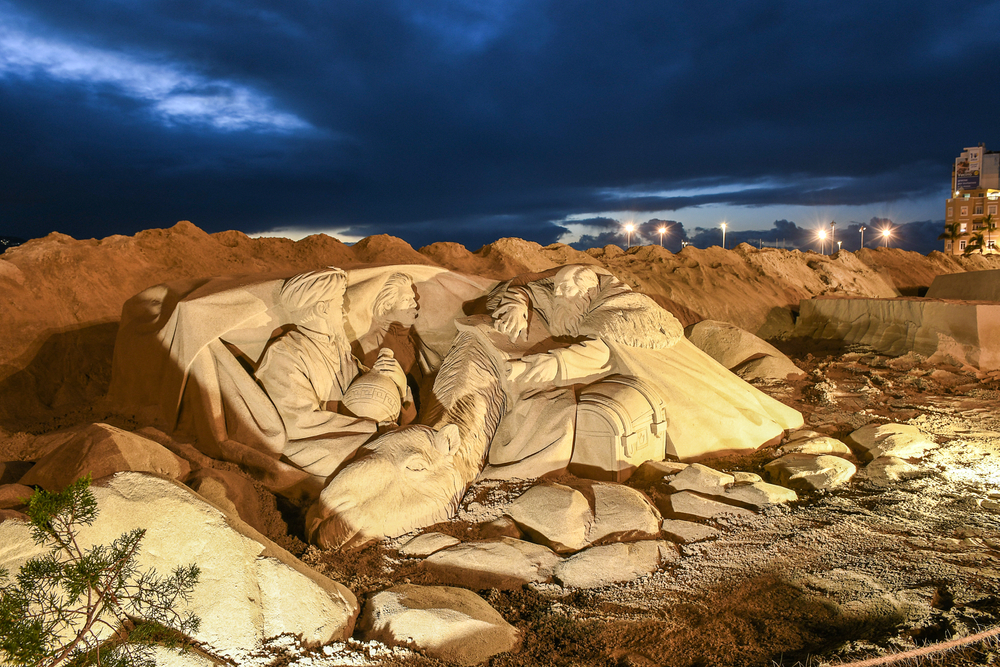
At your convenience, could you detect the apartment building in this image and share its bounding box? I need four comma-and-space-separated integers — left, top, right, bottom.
943, 145, 1000, 255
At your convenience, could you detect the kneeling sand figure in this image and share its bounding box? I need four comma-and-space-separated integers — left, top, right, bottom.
256, 268, 408, 481
307, 265, 802, 548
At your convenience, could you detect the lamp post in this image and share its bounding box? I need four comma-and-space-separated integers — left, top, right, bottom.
658, 226, 667, 247
818, 229, 827, 255
882, 228, 891, 248
837, 241, 842, 253
721, 222, 727, 249
859, 226, 866, 249
625, 223, 635, 249
830, 220, 836, 248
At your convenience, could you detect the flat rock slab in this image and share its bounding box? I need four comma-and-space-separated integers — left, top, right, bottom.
399, 532, 461, 557
765, 454, 857, 491
667, 463, 796, 508
685, 320, 805, 381
0, 461, 33, 485
554, 540, 678, 589
505, 483, 591, 553
735, 354, 807, 383
19, 423, 191, 491
359, 584, 519, 666
422, 537, 560, 590
658, 491, 755, 521
586, 482, 661, 544
660, 519, 720, 544
776, 436, 853, 457
0, 472, 358, 662
848, 423, 938, 461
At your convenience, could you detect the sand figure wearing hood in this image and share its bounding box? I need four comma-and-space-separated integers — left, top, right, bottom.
484, 265, 803, 478
256, 268, 408, 480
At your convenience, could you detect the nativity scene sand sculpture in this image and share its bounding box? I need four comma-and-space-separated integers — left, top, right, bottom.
110, 263, 803, 549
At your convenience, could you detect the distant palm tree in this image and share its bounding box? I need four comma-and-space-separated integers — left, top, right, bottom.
983, 213, 997, 252
964, 230, 987, 256
938, 221, 962, 252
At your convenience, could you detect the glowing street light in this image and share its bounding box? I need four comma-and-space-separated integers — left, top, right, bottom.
721, 222, 727, 249
624, 223, 635, 249
882, 228, 892, 248
818, 229, 827, 255
658, 225, 667, 247
837, 240, 842, 253
859, 225, 866, 249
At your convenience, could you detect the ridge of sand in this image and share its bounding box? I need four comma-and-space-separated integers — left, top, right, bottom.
2, 221, 1000, 427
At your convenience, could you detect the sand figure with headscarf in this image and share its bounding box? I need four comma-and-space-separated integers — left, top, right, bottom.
256, 268, 408, 480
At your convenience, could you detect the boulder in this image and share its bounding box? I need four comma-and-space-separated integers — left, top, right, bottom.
399, 532, 461, 558
859, 457, 923, 485
586, 483, 661, 544
0, 473, 358, 662
185, 467, 271, 535
658, 491, 755, 521
358, 585, 519, 666
422, 537, 560, 590
505, 483, 591, 553
667, 463, 796, 508
18, 424, 191, 491
776, 435, 853, 457
684, 320, 805, 381
660, 519, 720, 544
848, 423, 938, 461
0, 483, 33, 509
628, 460, 689, 489
553, 541, 678, 589
764, 454, 857, 491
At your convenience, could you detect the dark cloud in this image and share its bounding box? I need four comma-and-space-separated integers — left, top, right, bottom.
0, 0, 997, 249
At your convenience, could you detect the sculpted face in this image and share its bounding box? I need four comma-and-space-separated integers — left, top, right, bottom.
306, 424, 463, 549
391, 284, 419, 326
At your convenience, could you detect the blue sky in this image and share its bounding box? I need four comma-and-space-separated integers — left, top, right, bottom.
1, 0, 998, 253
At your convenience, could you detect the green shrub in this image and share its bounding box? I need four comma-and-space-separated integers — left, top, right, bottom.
0, 476, 200, 667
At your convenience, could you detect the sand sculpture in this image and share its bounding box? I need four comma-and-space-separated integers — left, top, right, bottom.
110, 263, 802, 549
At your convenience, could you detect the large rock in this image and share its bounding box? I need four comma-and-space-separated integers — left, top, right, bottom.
553, 541, 678, 589
586, 483, 661, 544
847, 423, 938, 461
399, 532, 461, 557
185, 467, 271, 535
795, 296, 1000, 371
764, 454, 857, 491
0, 472, 358, 662
684, 320, 805, 381
627, 460, 689, 489
776, 435, 853, 457
505, 483, 591, 553
0, 483, 33, 509
0, 461, 33, 485
859, 457, 923, 485
667, 463, 796, 508
658, 491, 755, 521
660, 519, 720, 544
422, 537, 560, 590
18, 423, 191, 491
358, 585, 519, 666
927, 269, 1000, 302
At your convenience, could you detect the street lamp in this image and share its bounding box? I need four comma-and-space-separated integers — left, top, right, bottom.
658, 226, 667, 247
818, 229, 827, 255
882, 228, 891, 248
837, 240, 842, 253
830, 220, 836, 247
859, 226, 866, 249
721, 222, 727, 249
625, 223, 635, 249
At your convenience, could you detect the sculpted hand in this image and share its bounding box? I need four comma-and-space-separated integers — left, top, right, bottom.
518, 353, 559, 383
493, 302, 528, 342
372, 352, 407, 395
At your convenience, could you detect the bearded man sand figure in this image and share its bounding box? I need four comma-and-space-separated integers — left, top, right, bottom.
256, 268, 408, 481
482, 265, 803, 478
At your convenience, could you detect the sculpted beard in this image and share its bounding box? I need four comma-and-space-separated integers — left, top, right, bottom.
547, 289, 592, 337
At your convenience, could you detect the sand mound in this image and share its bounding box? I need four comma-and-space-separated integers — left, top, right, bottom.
3, 221, 1000, 429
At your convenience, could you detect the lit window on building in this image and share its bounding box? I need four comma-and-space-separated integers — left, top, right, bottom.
961, 206, 969, 216
961, 223, 967, 232
947, 207, 954, 217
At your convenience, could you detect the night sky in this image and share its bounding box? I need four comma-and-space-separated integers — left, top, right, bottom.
2, 1, 999, 254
